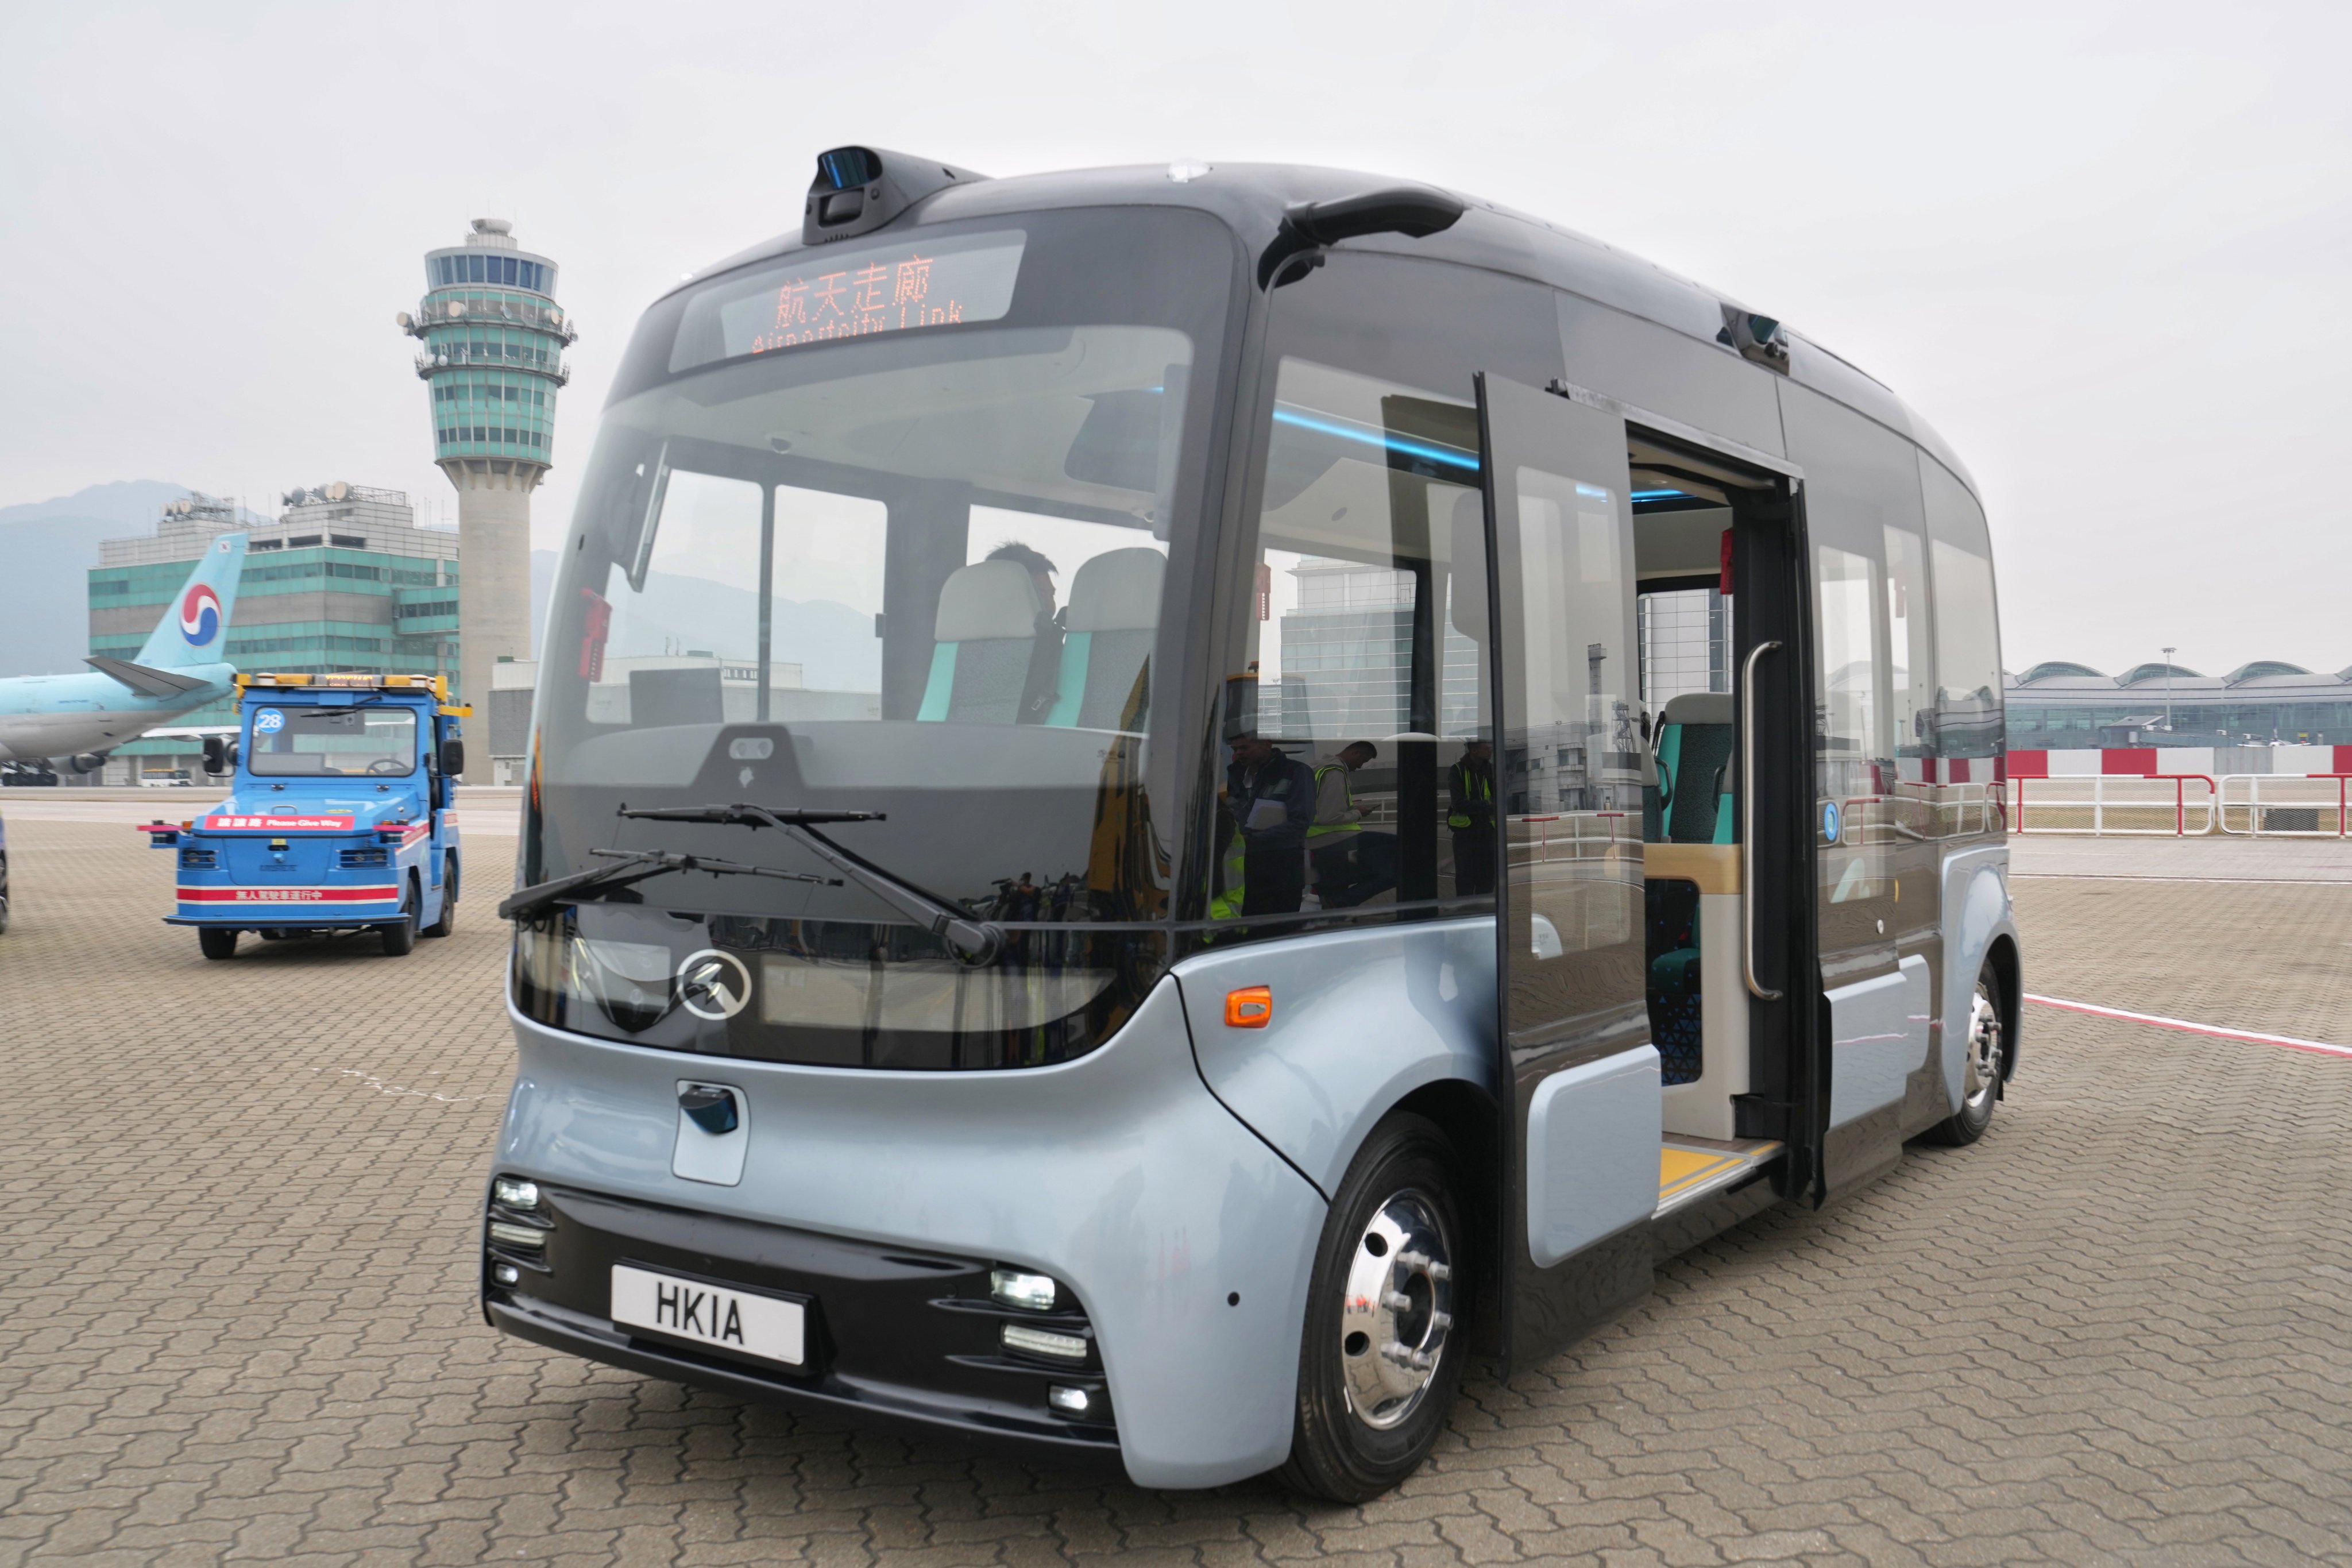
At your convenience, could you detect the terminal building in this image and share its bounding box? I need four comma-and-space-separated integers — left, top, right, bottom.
2004, 660, 2352, 751
88, 486, 458, 783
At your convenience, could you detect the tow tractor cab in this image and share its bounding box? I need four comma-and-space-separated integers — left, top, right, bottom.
146, 673, 467, 960
486, 147, 2018, 1500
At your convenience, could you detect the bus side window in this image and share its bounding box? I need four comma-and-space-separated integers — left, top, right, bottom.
1218, 356, 1493, 923
1920, 456, 2003, 835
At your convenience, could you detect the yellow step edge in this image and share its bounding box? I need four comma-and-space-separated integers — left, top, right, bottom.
1658, 1146, 1745, 1200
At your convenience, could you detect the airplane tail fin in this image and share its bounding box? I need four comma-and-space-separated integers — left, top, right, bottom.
133, 531, 248, 669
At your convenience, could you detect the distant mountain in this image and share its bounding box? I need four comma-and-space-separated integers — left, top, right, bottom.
527, 550, 878, 690
0, 481, 254, 676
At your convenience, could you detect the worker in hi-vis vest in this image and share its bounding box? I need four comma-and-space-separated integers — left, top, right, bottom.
1307, 741, 1397, 908
1448, 738, 1497, 896
1221, 732, 1316, 916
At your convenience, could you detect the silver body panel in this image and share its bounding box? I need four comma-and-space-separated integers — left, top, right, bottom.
1826, 956, 1933, 1129
1938, 845, 2020, 1107
1177, 918, 1496, 1198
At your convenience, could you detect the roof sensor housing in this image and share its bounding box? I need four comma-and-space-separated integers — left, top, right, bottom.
803, 146, 988, 245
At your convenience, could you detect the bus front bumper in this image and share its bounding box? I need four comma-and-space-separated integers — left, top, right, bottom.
482, 1183, 1125, 1468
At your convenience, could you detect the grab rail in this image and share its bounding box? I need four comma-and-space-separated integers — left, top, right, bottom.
1741, 640, 1781, 1001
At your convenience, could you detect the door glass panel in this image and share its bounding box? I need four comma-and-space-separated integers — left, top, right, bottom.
1484, 377, 1644, 1052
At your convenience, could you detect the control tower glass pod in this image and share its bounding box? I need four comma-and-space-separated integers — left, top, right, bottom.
407, 218, 574, 466
398, 218, 577, 765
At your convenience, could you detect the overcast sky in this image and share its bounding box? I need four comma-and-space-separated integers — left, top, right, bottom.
4, 1, 2346, 674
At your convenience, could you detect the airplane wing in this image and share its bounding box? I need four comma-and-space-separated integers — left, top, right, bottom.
85, 655, 213, 698
141, 724, 241, 740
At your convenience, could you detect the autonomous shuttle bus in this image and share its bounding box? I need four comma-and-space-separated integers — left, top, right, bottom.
484, 148, 2019, 1500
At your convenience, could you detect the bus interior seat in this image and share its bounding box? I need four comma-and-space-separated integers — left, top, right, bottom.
1657, 692, 1735, 844
1646, 694, 1732, 1089
917, 559, 1041, 724
1646, 878, 1704, 1085
1640, 721, 1663, 843
1047, 547, 1163, 729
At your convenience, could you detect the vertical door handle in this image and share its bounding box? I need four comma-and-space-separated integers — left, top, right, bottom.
1742, 640, 1784, 1002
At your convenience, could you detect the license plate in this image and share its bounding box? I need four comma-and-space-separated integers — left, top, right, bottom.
609, 1263, 806, 1368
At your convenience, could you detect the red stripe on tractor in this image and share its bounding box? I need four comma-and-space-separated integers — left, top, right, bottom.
176, 886, 400, 904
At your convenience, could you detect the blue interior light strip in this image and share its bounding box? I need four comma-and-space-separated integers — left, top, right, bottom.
1272, 405, 1481, 474
1632, 488, 1690, 501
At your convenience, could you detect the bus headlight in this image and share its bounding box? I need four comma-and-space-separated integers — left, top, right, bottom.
990, 1268, 1058, 1311
493, 1176, 541, 1211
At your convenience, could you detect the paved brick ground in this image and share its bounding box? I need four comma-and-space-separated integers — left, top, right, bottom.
3, 821, 2349, 1566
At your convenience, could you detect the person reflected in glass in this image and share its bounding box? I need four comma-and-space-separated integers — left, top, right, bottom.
984, 541, 1064, 724
1309, 740, 1398, 909
1225, 732, 1316, 915
1448, 739, 1497, 897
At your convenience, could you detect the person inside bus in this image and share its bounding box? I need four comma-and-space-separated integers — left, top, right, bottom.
983, 540, 1064, 723
1449, 738, 1497, 895
1309, 740, 1398, 908
1226, 731, 1317, 914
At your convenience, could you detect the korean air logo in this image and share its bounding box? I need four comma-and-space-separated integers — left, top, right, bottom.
180, 585, 223, 647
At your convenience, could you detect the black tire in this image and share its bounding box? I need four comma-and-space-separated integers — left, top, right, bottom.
420, 853, 458, 938
1276, 1114, 1467, 1503
380, 880, 419, 957
1926, 963, 2006, 1146
198, 926, 238, 961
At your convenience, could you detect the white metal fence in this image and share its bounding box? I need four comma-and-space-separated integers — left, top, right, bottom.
2216, 774, 2352, 837
2008, 774, 2217, 836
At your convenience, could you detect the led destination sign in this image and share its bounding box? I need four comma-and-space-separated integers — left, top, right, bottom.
673, 231, 1026, 372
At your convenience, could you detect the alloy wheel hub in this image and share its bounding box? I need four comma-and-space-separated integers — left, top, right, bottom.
1338, 1191, 1454, 1431
1964, 985, 2003, 1109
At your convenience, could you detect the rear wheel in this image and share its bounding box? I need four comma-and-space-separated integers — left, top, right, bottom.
421, 853, 458, 937
1277, 1114, 1466, 1503
1926, 964, 2005, 1146
379, 882, 418, 957
198, 926, 238, 961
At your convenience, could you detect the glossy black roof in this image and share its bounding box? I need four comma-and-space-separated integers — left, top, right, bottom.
672, 159, 1977, 495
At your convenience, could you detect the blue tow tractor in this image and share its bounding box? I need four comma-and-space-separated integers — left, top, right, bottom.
142, 673, 468, 959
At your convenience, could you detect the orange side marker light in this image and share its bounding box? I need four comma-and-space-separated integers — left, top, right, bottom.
1225, 986, 1273, 1028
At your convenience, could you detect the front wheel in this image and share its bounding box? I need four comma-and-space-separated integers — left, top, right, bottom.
1277, 1114, 1467, 1503
379, 883, 418, 957
420, 853, 458, 938
198, 926, 238, 961
1926, 964, 2005, 1146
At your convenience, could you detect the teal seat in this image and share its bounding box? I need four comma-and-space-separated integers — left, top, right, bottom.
1656, 692, 1736, 845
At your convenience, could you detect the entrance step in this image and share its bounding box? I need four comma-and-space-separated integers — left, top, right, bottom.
1656, 1136, 1782, 1217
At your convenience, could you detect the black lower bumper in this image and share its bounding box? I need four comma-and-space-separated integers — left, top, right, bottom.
481, 1183, 1122, 1470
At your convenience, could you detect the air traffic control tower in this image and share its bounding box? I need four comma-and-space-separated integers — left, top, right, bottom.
396, 218, 574, 778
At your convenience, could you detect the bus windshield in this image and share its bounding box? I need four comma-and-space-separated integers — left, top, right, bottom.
519, 208, 1232, 1069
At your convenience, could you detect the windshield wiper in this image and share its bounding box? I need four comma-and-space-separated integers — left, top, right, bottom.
618, 802, 1005, 963
496, 847, 837, 923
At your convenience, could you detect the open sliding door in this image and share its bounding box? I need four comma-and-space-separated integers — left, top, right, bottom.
1476, 374, 1658, 1366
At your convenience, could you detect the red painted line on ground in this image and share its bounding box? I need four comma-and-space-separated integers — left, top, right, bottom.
2025, 993, 2352, 1060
